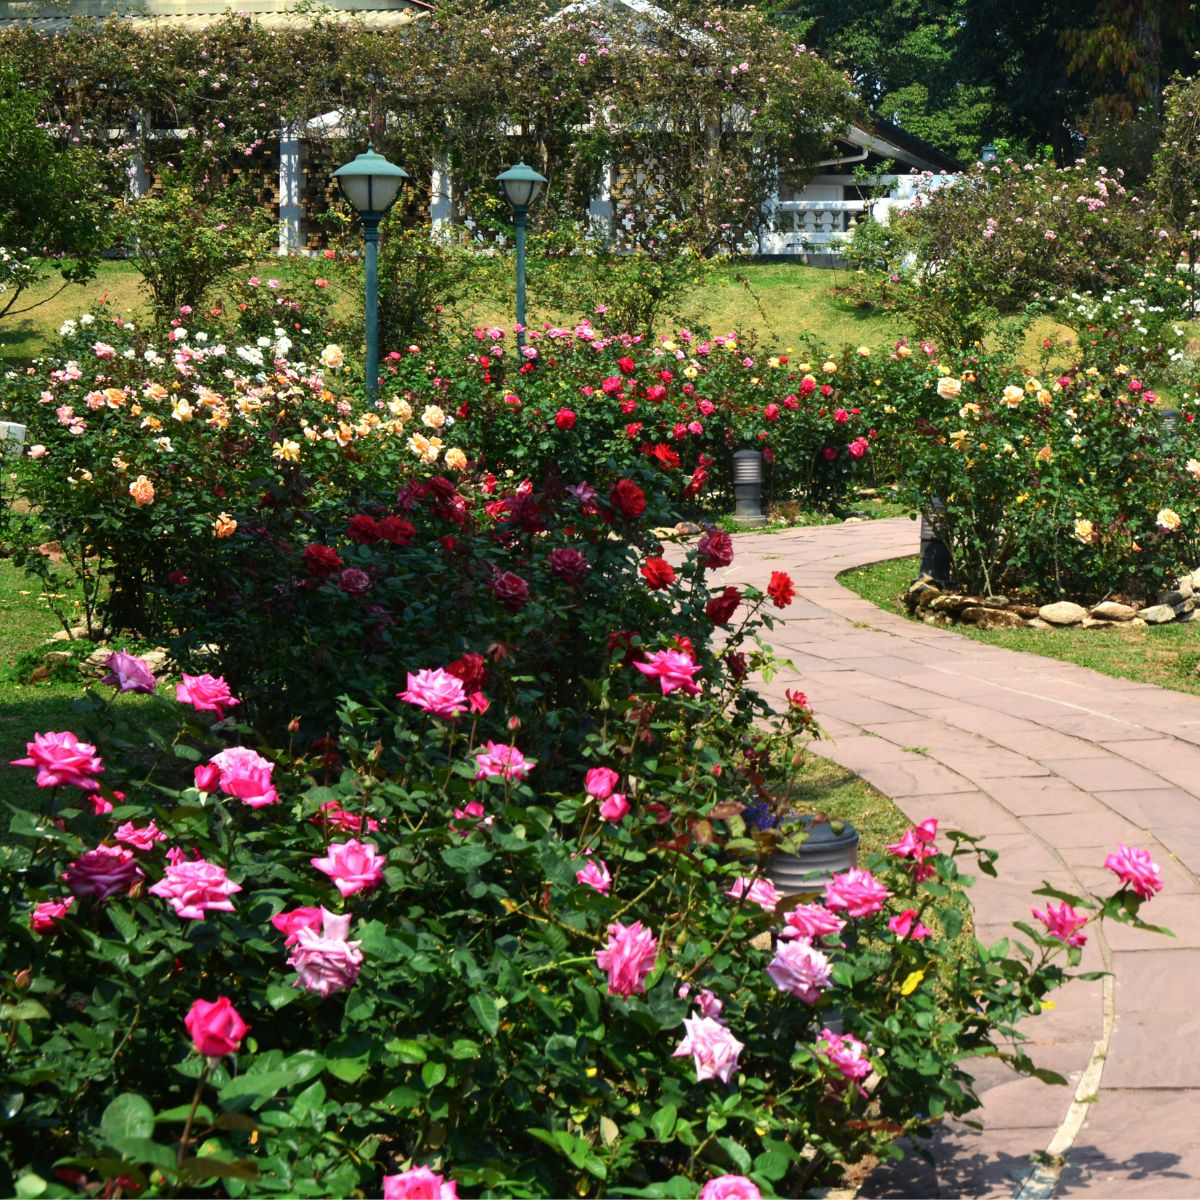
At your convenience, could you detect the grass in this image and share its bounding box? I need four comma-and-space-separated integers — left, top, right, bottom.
839, 553, 1200, 698
792, 752, 910, 856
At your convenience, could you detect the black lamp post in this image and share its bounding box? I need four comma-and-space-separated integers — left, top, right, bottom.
496, 161, 548, 348
334, 144, 409, 403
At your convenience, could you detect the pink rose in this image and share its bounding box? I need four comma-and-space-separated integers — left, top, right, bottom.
635, 648, 701, 696
673, 1014, 743, 1083
816, 1027, 872, 1086
148, 854, 241, 919
766, 938, 833, 1003
194, 762, 221, 792
585, 766, 621, 799
725, 876, 781, 913
824, 867, 890, 917
114, 820, 167, 851
11, 730, 104, 791
599, 793, 630, 822
596, 920, 658, 996
100, 651, 158, 694
1032, 901, 1088, 946
312, 799, 380, 834
176, 673, 240, 721
288, 907, 364, 997
62, 845, 144, 901
31, 896, 74, 934
781, 903, 845, 941
382, 1166, 459, 1200
1104, 844, 1163, 899
185, 996, 249, 1057
473, 741, 533, 782
699, 1176, 762, 1200
888, 909, 934, 941
209, 746, 278, 808
311, 839, 387, 897
272, 905, 326, 945
575, 858, 612, 894
848, 436, 869, 459
398, 668, 468, 718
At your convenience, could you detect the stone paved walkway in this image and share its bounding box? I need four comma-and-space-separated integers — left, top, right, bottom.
717, 518, 1200, 1199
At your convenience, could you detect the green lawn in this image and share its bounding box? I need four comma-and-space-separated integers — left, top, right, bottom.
840, 554, 1200, 699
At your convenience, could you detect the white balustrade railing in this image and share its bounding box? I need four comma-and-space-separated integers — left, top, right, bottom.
760, 199, 868, 256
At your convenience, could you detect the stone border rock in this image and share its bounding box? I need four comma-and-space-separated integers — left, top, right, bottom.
902, 568, 1200, 631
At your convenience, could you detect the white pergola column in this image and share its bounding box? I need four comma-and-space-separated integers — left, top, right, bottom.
588, 159, 614, 235
278, 122, 302, 255
431, 149, 453, 235
128, 114, 148, 199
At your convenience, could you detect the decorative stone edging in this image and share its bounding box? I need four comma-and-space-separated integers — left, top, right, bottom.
902, 568, 1200, 630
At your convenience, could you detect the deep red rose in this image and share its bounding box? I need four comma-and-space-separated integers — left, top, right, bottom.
696, 530, 733, 569
641, 557, 676, 590
617, 356, 636, 375
683, 464, 709, 500
651, 444, 681, 470
609, 478, 646, 519
767, 570, 795, 608
346, 514, 381, 544
427, 476, 457, 500
556, 408, 576, 430
304, 544, 343, 577
549, 546, 590, 584
447, 651, 488, 692
339, 567, 371, 596
491, 570, 530, 611
377, 516, 416, 546
725, 651, 748, 680
705, 586, 741, 625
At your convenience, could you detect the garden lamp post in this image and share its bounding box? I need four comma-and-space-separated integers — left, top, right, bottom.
334, 144, 409, 403
496, 160, 548, 347
981, 142, 998, 164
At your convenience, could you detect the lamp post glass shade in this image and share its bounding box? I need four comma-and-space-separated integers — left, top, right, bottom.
981, 142, 998, 163
496, 160, 548, 211
334, 144, 409, 215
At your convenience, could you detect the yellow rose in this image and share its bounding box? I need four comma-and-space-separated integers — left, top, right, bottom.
128, 475, 155, 505
1002, 385, 1024, 408
320, 344, 345, 370
1036, 389, 1052, 407
1188, 459, 1200, 479
1157, 508, 1182, 532
948, 429, 971, 450
212, 513, 237, 538
408, 432, 442, 463
422, 404, 446, 429
937, 377, 962, 399
896, 345, 912, 359
1073, 518, 1095, 544
445, 447, 468, 471
822, 360, 838, 373
272, 439, 301, 462
171, 398, 194, 423
857, 345, 870, 357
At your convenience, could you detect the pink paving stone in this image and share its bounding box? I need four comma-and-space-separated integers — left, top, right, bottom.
1042, 756, 1170, 792
981, 777, 1100, 816
1023, 810, 1150, 850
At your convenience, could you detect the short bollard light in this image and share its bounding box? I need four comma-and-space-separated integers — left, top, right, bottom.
334, 144, 409, 404
496, 160, 548, 348
732, 448, 767, 527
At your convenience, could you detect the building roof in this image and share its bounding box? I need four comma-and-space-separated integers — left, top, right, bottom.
0, 0, 429, 34
862, 118, 964, 174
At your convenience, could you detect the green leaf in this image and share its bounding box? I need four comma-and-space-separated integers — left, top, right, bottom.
326, 1057, 370, 1084
14, 1173, 46, 1199
441, 844, 494, 872
386, 1039, 427, 1064
469, 994, 500, 1037
649, 1103, 677, 1142
753, 1148, 790, 1182
101, 1093, 155, 1145
718, 1136, 752, 1173
421, 1061, 447, 1088
0, 1000, 48, 1021
180, 1156, 260, 1182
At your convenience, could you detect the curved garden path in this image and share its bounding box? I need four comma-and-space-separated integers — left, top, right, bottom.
719, 517, 1200, 1199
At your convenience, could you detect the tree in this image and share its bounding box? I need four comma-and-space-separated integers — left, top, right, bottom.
0, 68, 112, 322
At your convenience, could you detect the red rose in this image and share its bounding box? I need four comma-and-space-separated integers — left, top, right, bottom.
556, 408, 576, 430
447, 651, 488, 692
601, 376, 623, 395
549, 546, 590, 584
346, 514, 381, 544
185, 996, 249, 1057
764, 403, 780, 421
705, 586, 741, 625
304, 544, 343, 577
491, 570, 530, 611
377, 516, 416, 546
609, 478, 646, 519
696, 530, 733, 569
641, 557, 676, 590
651, 444, 681, 469
682, 464, 708, 500
767, 570, 795, 608
617, 356, 636, 375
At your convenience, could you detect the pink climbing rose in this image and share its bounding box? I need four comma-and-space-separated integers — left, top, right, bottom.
176, 673, 240, 721
397, 668, 468, 717
599, 793, 630, 822
184, 996, 249, 1057
381, 1166, 459, 1199
1104, 844, 1163, 899
1032, 901, 1088, 947
634, 648, 701, 696
473, 741, 533, 782
31, 896, 74, 934
725, 876, 781, 913
114, 820, 167, 851
766, 938, 833, 1003
595, 920, 659, 996
62, 845, 144, 901
585, 766, 621, 799
271, 906, 325, 946
311, 839, 387, 897
673, 1014, 744, 1084
824, 867, 890, 917
888, 909, 934, 941
149, 854, 241, 919
781, 903, 845, 941
11, 730, 104, 791
817, 1027, 872, 1086
575, 858, 613, 895
288, 907, 364, 997
699, 1177, 762, 1200
100, 650, 158, 694
209, 746, 278, 808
